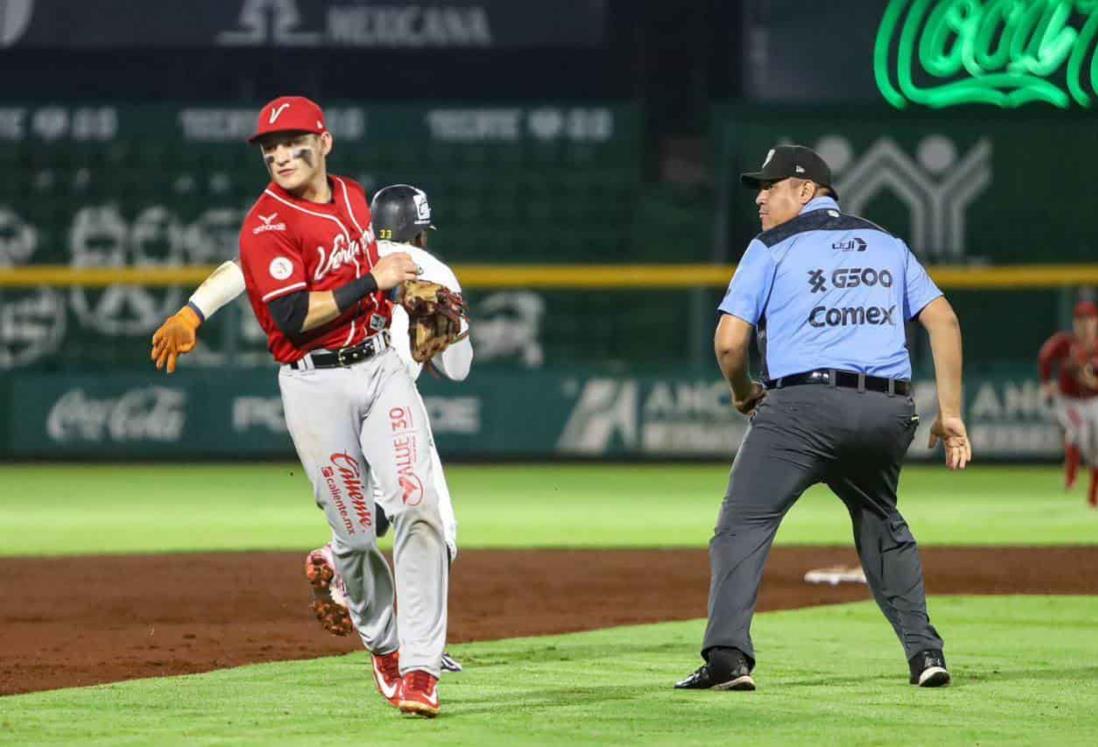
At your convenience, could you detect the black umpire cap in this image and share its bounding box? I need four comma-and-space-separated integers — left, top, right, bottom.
370, 184, 436, 243
740, 145, 838, 200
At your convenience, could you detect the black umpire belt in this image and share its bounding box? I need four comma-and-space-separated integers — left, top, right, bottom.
289, 331, 390, 371
765, 369, 910, 396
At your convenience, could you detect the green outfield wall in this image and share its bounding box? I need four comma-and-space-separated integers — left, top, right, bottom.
0, 365, 1056, 460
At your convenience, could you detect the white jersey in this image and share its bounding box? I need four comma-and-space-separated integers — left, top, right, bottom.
377, 240, 473, 383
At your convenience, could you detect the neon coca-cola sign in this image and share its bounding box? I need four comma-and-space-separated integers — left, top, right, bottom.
875, 0, 1098, 108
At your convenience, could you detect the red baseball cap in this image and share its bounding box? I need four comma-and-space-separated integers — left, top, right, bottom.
1074, 301, 1098, 318
247, 96, 327, 143
1071, 300, 1098, 318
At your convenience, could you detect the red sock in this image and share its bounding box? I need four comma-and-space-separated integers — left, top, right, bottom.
1066, 445, 1080, 489
1089, 469, 1098, 508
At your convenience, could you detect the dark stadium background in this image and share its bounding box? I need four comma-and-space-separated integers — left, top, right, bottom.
0, 0, 1088, 461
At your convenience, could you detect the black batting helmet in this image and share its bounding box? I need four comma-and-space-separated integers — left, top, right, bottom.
370, 184, 435, 243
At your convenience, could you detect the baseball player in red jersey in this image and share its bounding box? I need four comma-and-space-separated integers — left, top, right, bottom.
1039, 300, 1098, 507
149, 185, 468, 676
237, 95, 447, 716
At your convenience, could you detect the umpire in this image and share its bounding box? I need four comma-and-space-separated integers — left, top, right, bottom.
676, 145, 970, 692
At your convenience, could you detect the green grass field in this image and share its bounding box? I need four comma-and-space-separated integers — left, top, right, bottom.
3, 463, 1095, 744
0, 464, 1093, 556
2, 596, 1095, 746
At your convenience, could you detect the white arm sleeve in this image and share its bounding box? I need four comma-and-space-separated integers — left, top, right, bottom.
389, 305, 423, 379
432, 325, 473, 381
188, 259, 246, 321
394, 245, 474, 382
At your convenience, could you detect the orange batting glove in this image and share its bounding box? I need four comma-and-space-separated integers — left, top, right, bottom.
151, 305, 202, 374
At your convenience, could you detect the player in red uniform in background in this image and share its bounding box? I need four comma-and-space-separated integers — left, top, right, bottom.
1038, 300, 1098, 507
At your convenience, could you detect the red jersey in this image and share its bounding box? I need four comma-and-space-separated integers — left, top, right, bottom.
1038, 331, 1097, 398
239, 176, 391, 364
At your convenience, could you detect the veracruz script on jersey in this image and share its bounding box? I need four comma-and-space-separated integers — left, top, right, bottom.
239, 177, 392, 363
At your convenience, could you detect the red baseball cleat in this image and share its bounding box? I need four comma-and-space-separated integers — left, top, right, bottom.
304, 546, 354, 637
398, 670, 440, 717
372, 650, 403, 708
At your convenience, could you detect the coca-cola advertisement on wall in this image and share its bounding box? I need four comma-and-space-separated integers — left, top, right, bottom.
9, 376, 204, 455
46, 387, 186, 444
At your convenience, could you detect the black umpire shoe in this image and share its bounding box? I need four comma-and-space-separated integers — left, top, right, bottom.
909, 649, 951, 687
675, 647, 756, 691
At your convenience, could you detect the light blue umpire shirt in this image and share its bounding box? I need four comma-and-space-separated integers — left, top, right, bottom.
718, 196, 942, 381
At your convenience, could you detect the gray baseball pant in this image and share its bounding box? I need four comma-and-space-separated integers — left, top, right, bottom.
279, 346, 449, 677
702, 384, 943, 664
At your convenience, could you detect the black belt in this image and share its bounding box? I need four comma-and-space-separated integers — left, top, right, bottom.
290, 331, 389, 370
765, 369, 910, 396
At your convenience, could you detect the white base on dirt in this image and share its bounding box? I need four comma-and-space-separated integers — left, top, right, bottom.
803, 565, 867, 586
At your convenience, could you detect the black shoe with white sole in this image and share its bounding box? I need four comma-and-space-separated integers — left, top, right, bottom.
675, 647, 756, 691
908, 649, 951, 687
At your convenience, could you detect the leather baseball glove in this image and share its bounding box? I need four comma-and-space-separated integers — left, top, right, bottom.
394, 280, 469, 363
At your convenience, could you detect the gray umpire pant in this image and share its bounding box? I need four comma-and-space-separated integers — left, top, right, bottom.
703, 383, 943, 664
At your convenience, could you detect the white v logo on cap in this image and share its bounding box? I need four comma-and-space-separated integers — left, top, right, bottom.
269, 103, 291, 123
762, 149, 775, 168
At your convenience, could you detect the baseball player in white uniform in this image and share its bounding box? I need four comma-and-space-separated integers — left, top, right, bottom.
304, 186, 468, 665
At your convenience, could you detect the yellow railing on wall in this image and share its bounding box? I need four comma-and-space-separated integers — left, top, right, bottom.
1, 263, 1098, 290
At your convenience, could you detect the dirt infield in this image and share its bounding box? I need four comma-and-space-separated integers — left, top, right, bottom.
2, 546, 1096, 696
